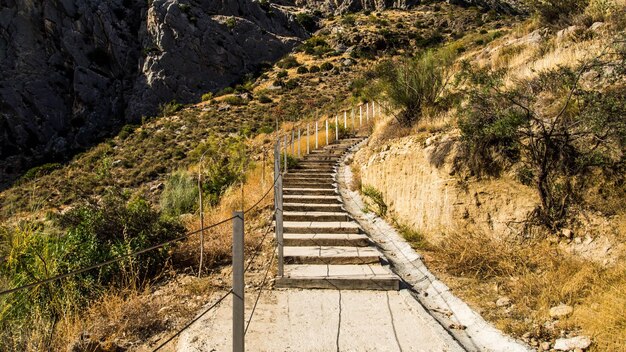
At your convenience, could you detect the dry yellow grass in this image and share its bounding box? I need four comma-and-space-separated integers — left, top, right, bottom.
423, 231, 626, 350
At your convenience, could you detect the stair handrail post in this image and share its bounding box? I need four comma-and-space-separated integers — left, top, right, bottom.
291, 129, 295, 155
307, 123, 310, 154
335, 114, 339, 141
283, 135, 288, 174
298, 128, 301, 158
315, 121, 319, 149
232, 210, 245, 352
325, 119, 329, 146
273, 140, 284, 278
344, 110, 347, 129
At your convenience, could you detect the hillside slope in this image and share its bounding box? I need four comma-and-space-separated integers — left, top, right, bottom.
0, 0, 306, 187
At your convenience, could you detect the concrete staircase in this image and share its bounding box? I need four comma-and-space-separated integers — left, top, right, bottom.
275, 138, 400, 291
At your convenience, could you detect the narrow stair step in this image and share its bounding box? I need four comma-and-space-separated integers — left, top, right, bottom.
283, 188, 337, 196
283, 211, 350, 222
275, 264, 400, 291
283, 221, 360, 234
283, 246, 380, 264
283, 203, 344, 212
283, 233, 370, 247
283, 182, 335, 189
283, 195, 341, 204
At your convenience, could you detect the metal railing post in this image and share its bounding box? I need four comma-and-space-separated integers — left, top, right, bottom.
274, 141, 284, 277
232, 211, 245, 352
283, 135, 287, 174
307, 124, 310, 154
325, 119, 329, 146
298, 128, 301, 157
291, 129, 295, 155
315, 121, 319, 149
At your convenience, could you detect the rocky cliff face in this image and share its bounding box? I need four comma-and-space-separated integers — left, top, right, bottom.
294, 0, 418, 14
294, 0, 524, 14
0, 0, 306, 187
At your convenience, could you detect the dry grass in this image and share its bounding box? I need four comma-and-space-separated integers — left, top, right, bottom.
424, 230, 626, 350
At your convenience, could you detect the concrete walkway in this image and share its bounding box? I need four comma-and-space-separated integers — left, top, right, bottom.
177, 289, 464, 352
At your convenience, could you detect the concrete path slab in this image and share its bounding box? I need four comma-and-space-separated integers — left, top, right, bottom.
177, 289, 464, 352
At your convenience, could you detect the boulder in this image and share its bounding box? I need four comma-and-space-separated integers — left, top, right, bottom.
553, 336, 592, 351
549, 304, 574, 319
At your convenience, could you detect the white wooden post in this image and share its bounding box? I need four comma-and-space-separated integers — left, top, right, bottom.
307, 124, 310, 154
335, 114, 339, 141
344, 111, 347, 129
298, 128, 301, 157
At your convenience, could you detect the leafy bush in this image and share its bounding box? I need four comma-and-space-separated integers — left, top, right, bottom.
159, 100, 184, 116
160, 170, 198, 216
342, 14, 356, 26
223, 95, 247, 106
201, 92, 214, 101
277, 56, 300, 69
189, 135, 249, 206
527, 0, 589, 24
276, 70, 288, 79
373, 48, 454, 125
19, 163, 62, 183
362, 185, 388, 217
0, 192, 184, 347
118, 124, 137, 140
296, 66, 309, 74
320, 62, 334, 71
257, 94, 272, 103
296, 12, 317, 32
458, 57, 626, 228
309, 65, 320, 73
215, 86, 234, 97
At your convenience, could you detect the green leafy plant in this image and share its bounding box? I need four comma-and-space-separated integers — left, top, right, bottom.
362, 185, 388, 217
160, 170, 199, 216
373, 48, 455, 126
458, 53, 626, 229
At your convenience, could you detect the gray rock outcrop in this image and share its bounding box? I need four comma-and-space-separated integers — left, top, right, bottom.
0, 0, 307, 187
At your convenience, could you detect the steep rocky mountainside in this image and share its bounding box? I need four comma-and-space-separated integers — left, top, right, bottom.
0, 0, 306, 188
294, 0, 524, 14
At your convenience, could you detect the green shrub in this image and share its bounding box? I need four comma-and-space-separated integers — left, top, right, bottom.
201, 92, 214, 101
160, 100, 184, 116
277, 55, 300, 69
225, 17, 236, 29
320, 62, 334, 71
362, 185, 388, 217
258, 94, 272, 103
527, 0, 589, 24
0, 193, 184, 347
342, 14, 356, 26
458, 58, 626, 229
296, 12, 317, 32
118, 124, 137, 140
189, 135, 249, 206
160, 170, 198, 216
309, 65, 320, 73
284, 79, 299, 90
215, 86, 235, 97
19, 163, 62, 183
277, 70, 288, 79
373, 48, 455, 125
223, 95, 247, 106
281, 153, 300, 169
296, 66, 309, 74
